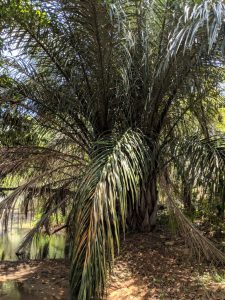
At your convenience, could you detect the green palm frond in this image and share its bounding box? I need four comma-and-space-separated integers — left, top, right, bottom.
69, 130, 150, 299
166, 1, 225, 57
16, 196, 68, 256
163, 175, 225, 263
175, 135, 225, 194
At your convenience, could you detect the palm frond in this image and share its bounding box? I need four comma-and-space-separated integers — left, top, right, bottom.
69, 130, 150, 299
162, 174, 225, 264
174, 135, 225, 197
16, 196, 68, 255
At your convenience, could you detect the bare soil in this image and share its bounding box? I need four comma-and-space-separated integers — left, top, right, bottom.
1, 232, 225, 299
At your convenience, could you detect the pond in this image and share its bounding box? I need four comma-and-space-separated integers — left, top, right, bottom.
0, 281, 45, 300
0, 221, 65, 260
0, 217, 66, 299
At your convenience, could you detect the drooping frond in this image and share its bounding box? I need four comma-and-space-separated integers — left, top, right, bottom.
161, 0, 225, 72
69, 130, 150, 299
162, 175, 225, 264
174, 135, 225, 197
0, 132, 86, 240
16, 196, 68, 255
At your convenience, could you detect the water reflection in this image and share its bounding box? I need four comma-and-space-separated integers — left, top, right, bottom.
0, 215, 66, 299
0, 281, 42, 300
0, 224, 65, 260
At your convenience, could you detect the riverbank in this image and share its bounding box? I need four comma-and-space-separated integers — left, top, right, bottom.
0, 259, 69, 299
1, 232, 225, 299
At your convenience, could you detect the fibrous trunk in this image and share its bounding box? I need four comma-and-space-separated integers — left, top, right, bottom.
183, 181, 195, 214
127, 174, 158, 232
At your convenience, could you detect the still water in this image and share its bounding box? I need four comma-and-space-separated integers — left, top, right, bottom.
0, 223, 65, 260
0, 281, 45, 300
0, 220, 66, 299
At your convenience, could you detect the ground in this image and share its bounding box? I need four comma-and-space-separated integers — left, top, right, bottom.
0, 232, 225, 299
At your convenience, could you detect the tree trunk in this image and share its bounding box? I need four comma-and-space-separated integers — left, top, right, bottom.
183, 183, 192, 210
127, 174, 158, 232
183, 181, 195, 214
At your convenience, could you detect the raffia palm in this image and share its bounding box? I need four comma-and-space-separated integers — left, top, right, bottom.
1, 0, 225, 298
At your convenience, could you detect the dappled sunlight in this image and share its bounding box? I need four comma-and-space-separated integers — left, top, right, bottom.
0, 260, 69, 300
106, 233, 225, 300
1, 233, 225, 299
198, 271, 225, 299
0, 262, 38, 282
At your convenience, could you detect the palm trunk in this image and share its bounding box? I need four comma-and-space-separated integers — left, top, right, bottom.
182, 181, 195, 214
127, 174, 158, 232
183, 183, 192, 210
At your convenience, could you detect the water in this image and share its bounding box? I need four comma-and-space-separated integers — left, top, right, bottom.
0, 223, 65, 260
0, 281, 43, 300
0, 219, 66, 299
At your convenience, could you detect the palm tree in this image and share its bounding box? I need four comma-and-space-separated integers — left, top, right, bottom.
1, 0, 225, 298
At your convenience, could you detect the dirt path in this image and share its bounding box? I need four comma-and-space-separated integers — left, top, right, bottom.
0, 233, 225, 299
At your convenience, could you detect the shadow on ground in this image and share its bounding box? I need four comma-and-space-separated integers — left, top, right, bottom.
106, 232, 225, 300
0, 259, 69, 300
0, 233, 225, 299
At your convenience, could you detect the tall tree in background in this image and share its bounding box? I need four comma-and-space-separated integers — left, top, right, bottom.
1, 0, 225, 298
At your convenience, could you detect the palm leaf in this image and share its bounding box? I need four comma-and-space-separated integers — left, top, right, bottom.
69, 130, 150, 299
162, 174, 225, 264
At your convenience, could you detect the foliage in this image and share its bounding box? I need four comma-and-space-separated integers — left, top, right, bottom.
1, 0, 225, 299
